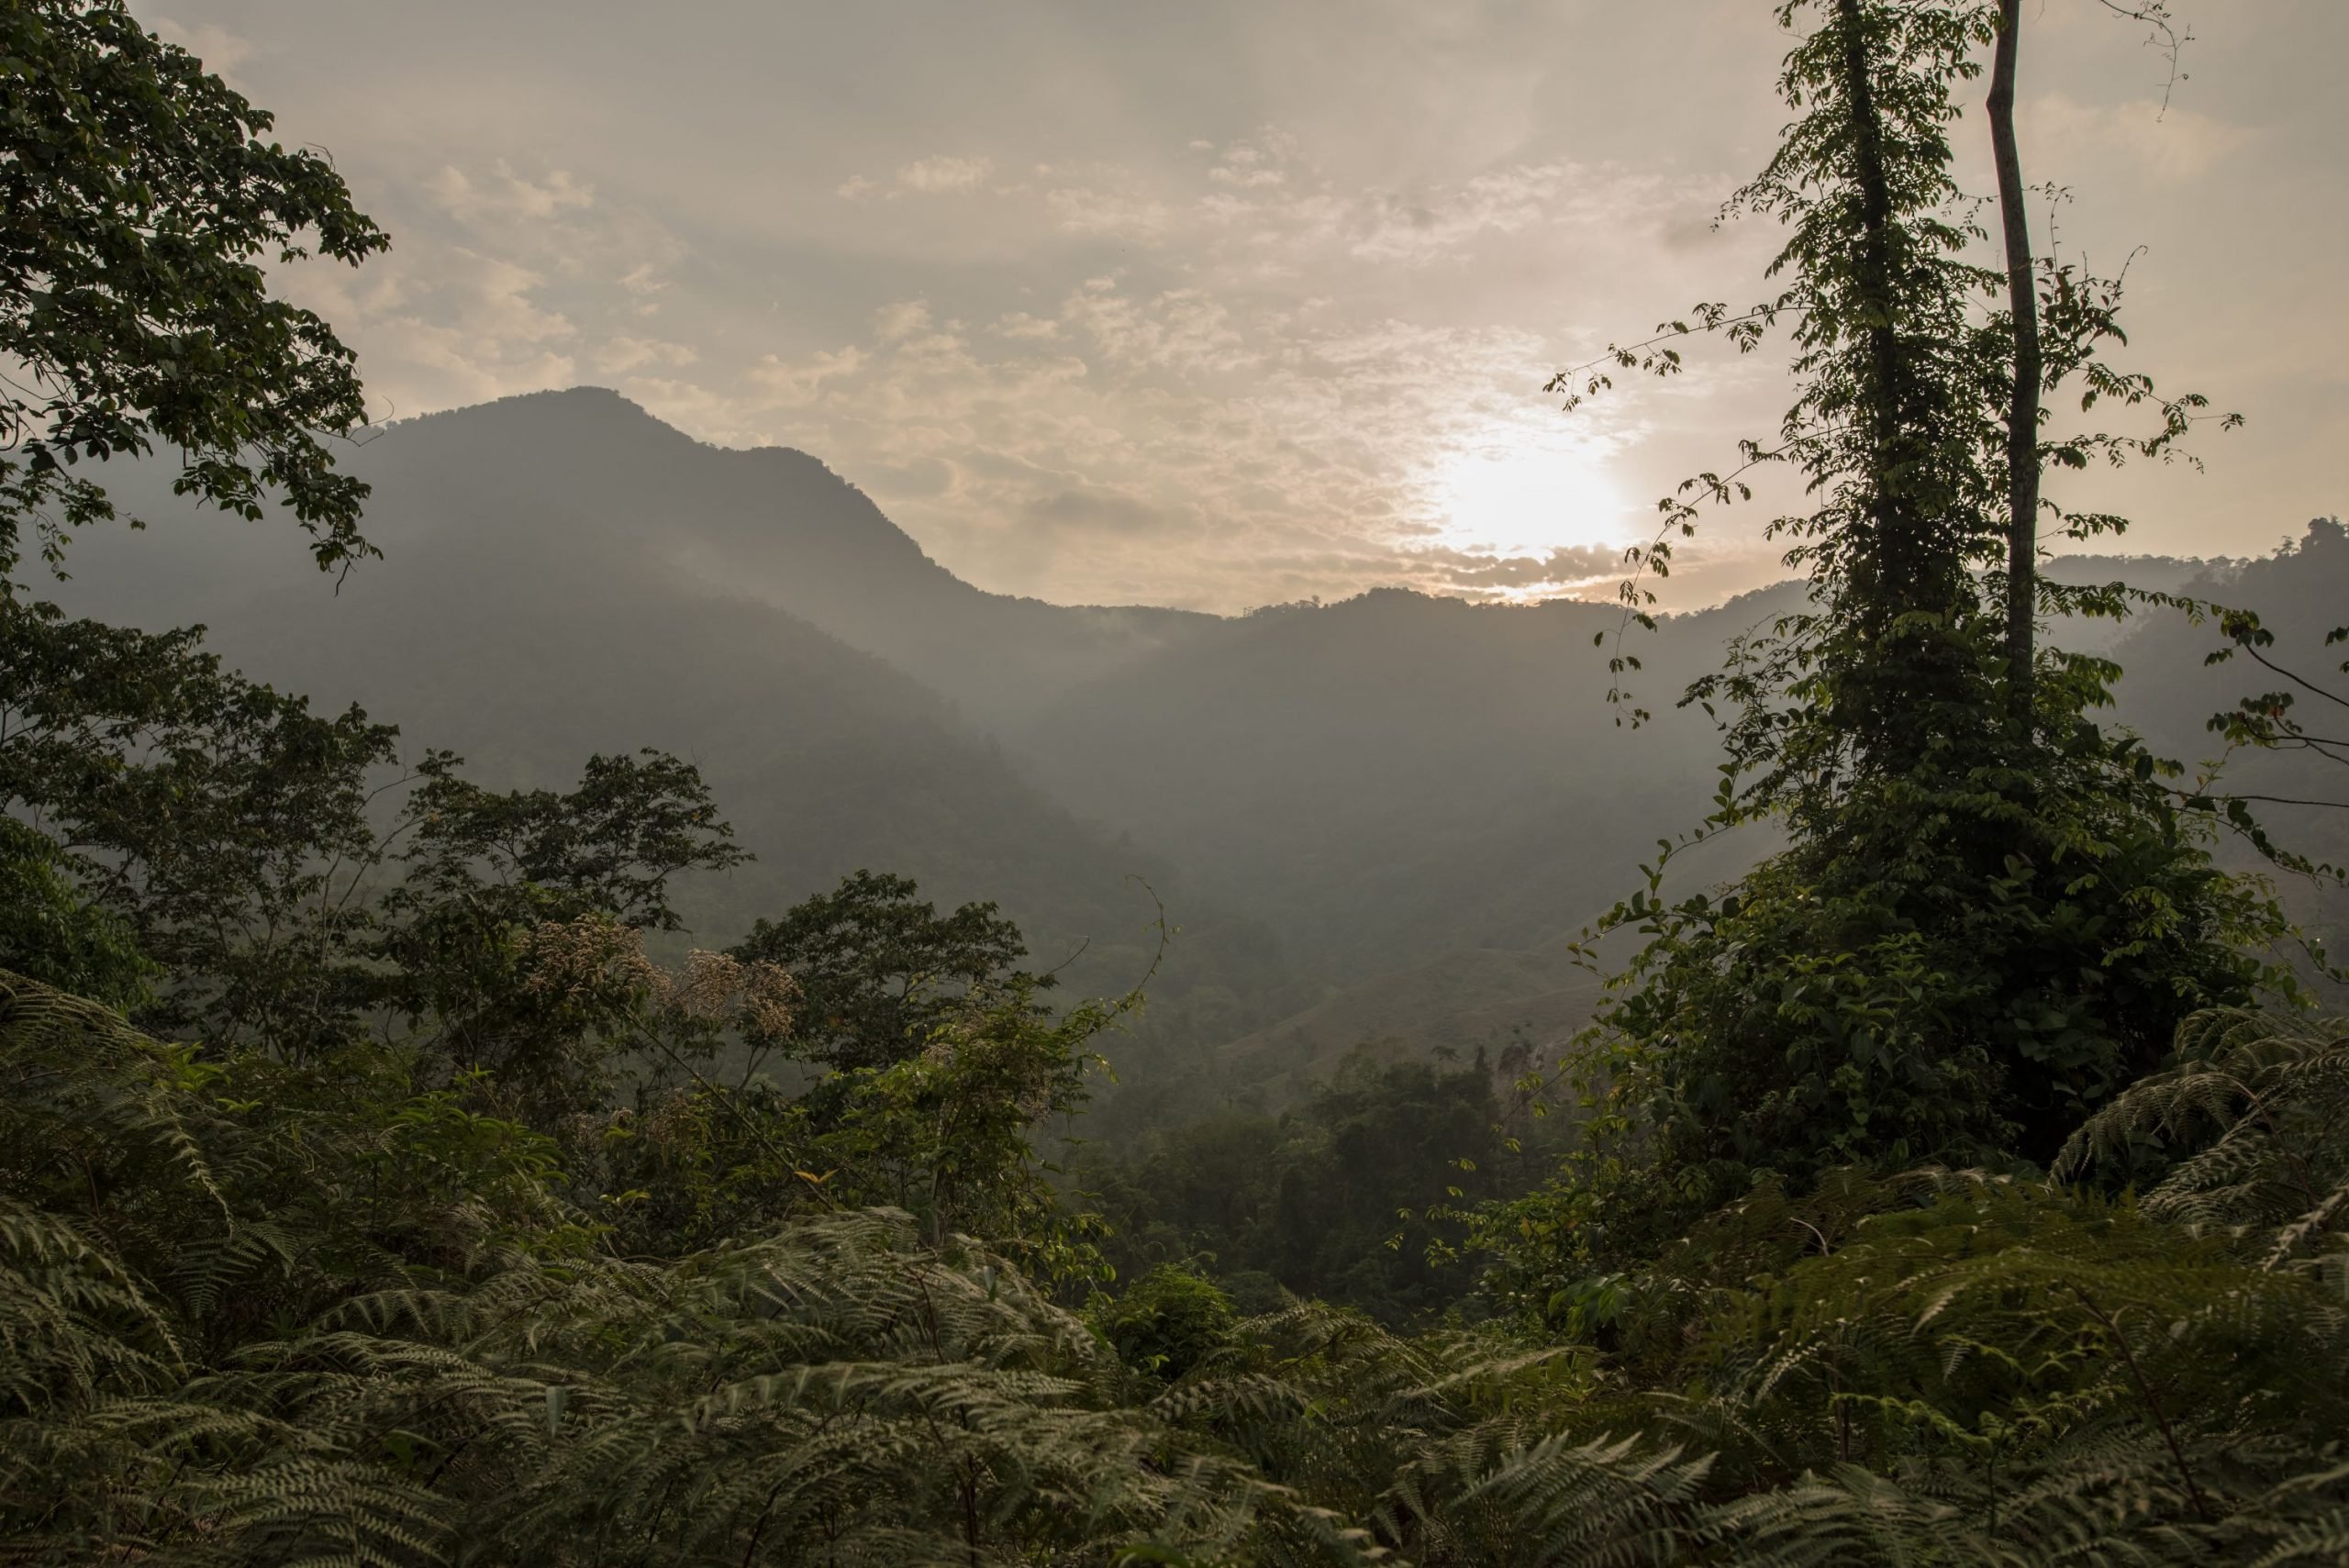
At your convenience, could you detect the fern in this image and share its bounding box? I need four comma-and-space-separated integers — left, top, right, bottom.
0, 971, 1369, 1565
2058, 1006, 2349, 1271
11, 972, 2349, 1567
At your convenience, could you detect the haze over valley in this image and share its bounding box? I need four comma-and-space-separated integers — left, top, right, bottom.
54, 387, 2348, 1122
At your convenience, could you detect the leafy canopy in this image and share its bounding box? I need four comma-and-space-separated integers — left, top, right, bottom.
1529, 0, 2293, 1222
0, 0, 387, 584
731, 868, 1046, 1073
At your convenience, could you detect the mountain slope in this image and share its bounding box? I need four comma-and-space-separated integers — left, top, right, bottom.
43, 396, 1215, 996
1011, 585, 1776, 977
1197, 943, 1606, 1108
47, 389, 2343, 1108
369, 389, 1220, 726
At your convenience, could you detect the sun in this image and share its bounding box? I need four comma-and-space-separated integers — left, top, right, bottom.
1426, 433, 1631, 563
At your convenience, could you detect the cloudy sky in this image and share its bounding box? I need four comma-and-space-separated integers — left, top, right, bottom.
163, 0, 2347, 612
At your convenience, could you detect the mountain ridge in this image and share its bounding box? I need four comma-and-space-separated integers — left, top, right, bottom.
373, 388, 1225, 727
44, 387, 2341, 1116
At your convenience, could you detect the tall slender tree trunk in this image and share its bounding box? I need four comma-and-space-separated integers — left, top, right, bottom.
1987, 0, 2043, 731
1836, 0, 1935, 772
1837, 0, 1906, 631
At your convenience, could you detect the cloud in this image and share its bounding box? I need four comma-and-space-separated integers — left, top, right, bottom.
1017, 139, 1679, 282
1345, 162, 1580, 262
1043, 185, 1175, 240
1416, 544, 1624, 592
2023, 93, 2254, 182
297, 250, 577, 410
617, 376, 752, 442
300, 113, 1758, 608
451, 253, 573, 343
872, 300, 936, 343
429, 162, 596, 223
897, 155, 994, 193
991, 312, 1063, 341
606, 264, 1663, 607
745, 346, 866, 406
838, 156, 997, 200
1062, 284, 1251, 373
145, 0, 2345, 613
1024, 487, 1178, 537
1207, 140, 1288, 190
272, 152, 698, 423
594, 336, 699, 374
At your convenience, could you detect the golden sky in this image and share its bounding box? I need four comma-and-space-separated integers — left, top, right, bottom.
162, 0, 2349, 611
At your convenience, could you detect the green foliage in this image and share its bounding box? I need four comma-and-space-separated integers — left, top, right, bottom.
14, 965, 2348, 1564
0, 587, 758, 1070
1585, 716, 2287, 1214
807, 974, 1119, 1268
2191, 517, 2349, 846
0, 0, 386, 584
1669, 1182, 2340, 1502
0, 596, 399, 1051
1438, 1010, 2349, 1563
1094, 1052, 1544, 1324
731, 867, 1045, 1073
392, 747, 749, 934
1149, 1299, 1603, 1563
8, 4, 2343, 1562
373, 751, 750, 1110
2059, 1006, 2349, 1271
1097, 1263, 1241, 1381
370, 891, 1125, 1284
0, 0, 411, 1064
0, 966, 1379, 1567
0, 814, 152, 1008
1337, 1155, 2348, 1565
586, 952, 1130, 1281
1531, 0, 2299, 1217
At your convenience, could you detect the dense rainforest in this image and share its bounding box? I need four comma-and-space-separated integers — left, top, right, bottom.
5, 1, 2347, 1563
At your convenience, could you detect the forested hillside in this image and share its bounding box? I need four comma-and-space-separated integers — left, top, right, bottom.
60, 384, 1223, 724
50, 391, 1294, 1045
6, 2, 2348, 1563
57, 388, 1740, 983
61, 388, 2331, 1058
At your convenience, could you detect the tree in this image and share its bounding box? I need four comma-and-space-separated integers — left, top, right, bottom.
1986, 0, 2042, 724
0, 0, 387, 585
1531, 0, 2288, 1227
0, 599, 398, 1051
0, 0, 395, 1038
372, 751, 749, 1110
0, 817, 150, 1008
0, 577, 767, 1083
1986, 0, 2199, 726
390, 748, 747, 935
2199, 517, 2349, 808
729, 869, 1045, 1074
0, 967, 1302, 1568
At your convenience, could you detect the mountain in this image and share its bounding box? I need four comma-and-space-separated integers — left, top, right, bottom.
44, 393, 1229, 1005
53, 388, 1216, 727
2100, 522, 2349, 997
1011, 584, 1791, 978
358, 389, 1219, 728
1186, 941, 1606, 1107
46, 389, 2346, 1115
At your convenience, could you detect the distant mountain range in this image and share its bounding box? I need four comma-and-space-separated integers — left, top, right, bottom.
49, 388, 2346, 1118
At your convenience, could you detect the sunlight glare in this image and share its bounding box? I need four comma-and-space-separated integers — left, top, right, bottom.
1423, 434, 1631, 592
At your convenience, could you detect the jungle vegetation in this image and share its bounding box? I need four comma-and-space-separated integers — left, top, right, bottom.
4, 2, 2346, 1563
